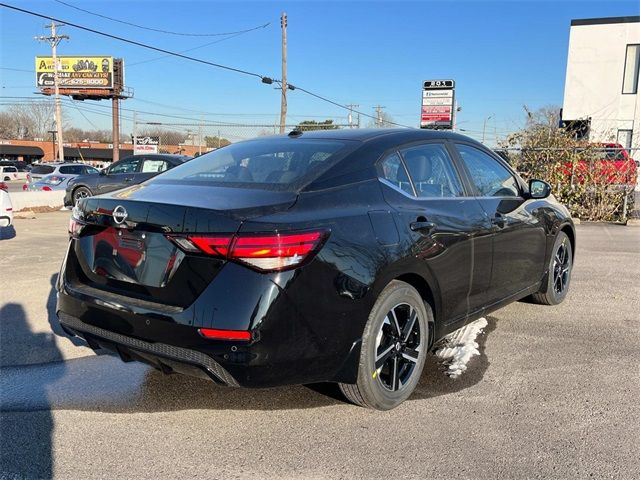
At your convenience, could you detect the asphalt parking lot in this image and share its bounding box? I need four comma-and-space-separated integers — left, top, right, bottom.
1, 211, 639, 479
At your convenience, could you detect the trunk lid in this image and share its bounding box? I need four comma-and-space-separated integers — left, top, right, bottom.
69, 183, 297, 306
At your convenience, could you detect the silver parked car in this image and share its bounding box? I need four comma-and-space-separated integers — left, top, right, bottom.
28, 163, 99, 183
26, 165, 100, 192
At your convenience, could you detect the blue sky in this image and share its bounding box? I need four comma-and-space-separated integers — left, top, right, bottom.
0, 0, 638, 144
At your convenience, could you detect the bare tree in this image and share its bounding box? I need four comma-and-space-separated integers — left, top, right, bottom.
366, 111, 395, 128
8, 101, 57, 139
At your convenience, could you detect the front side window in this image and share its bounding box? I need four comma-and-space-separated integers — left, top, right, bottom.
380, 152, 414, 195
456, 144, 520, 197
399, 144, 464, 198
622, 44, 640, 94
109, 158, 141, 174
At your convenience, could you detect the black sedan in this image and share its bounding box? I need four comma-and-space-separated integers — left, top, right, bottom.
64, 153, 192, 206
57, 129, 575, 410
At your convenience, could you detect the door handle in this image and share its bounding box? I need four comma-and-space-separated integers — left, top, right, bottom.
410, 221, 436, 235
124, 177, 133, 182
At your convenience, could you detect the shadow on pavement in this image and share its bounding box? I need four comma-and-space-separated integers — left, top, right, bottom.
0, 316, 496, 414
47, 273, 84, 347
0, 225, 16, 240
0, 303, 61, 478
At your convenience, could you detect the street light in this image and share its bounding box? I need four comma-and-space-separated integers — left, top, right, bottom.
482, 115, 493, 144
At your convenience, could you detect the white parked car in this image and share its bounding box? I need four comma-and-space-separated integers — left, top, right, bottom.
0, 182, 13, 227
0, 166, 28, 182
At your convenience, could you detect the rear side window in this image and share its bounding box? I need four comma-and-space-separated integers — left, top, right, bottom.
142, 159, 169, 173
59, 165, 84, 175
380, 153, 414, 195
399, 144, 463, 198
154, 139, 353, 190
456, 144, 520, 197
31, 165, 55, 175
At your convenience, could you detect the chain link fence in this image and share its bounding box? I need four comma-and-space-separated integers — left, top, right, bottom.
494, 146, 639, 221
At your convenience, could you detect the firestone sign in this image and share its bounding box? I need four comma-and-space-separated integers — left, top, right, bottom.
420, 79, 455, 129
133, 136, 159, 155
35, 56, 114, 89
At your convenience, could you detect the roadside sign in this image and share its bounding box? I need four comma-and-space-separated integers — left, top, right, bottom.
420, 79, 455, 129
35, 56, 114, 89
133, 136, 159, 155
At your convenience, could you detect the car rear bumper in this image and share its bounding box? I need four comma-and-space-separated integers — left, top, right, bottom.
56, 253, 366, 387
58, 311, 240, 385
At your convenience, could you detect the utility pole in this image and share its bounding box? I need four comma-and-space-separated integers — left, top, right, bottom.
198, 115, 203, 155
35, 23, 68, 162
279, 12, 287, 134
374, 105, 386, 128
112, 97, 120, 161
132, 111, 137, 155
346, 104, 359, 129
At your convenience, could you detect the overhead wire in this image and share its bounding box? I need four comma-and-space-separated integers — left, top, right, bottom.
52, 0, 270, 37
0, 3, 415, 129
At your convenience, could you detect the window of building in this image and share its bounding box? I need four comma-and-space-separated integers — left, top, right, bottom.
622, 44, 640, 94
617, 130, 633, 151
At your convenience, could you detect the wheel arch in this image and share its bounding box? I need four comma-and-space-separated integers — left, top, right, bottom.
560, 223, 576, 260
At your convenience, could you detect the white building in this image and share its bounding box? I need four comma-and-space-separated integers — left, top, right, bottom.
562, 16, 640, 150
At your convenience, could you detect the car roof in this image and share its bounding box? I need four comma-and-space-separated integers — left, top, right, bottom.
275, 128, 472, 143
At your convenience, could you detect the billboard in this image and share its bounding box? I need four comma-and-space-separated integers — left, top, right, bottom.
35, 56, 113, 89
133, 136, 159, 155
420, 79, 455, 129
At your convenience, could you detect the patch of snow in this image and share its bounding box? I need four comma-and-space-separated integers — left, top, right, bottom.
434, 317, 488, 378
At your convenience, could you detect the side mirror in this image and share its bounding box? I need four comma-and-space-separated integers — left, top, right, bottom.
99, 169, 107, 176
528, 179, 551, 199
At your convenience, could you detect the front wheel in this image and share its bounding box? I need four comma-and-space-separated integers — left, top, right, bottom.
339, 280, 431, 410
73, 186, 92, 204
530, 231, 573, 305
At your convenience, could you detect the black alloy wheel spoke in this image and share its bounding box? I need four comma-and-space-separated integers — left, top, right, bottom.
375, 344, 395, 369
401, 308, 417, 342
375, 303, 422, 392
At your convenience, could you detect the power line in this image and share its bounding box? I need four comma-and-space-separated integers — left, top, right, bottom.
52, 0, 271, 37
0, 3, 274, 82
0, 3, 414, 129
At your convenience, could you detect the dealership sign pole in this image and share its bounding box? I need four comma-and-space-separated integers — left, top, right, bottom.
420, 80, 455, 129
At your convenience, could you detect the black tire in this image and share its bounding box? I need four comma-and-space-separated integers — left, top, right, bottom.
339, 280, 431, 410
531, 231, 573, 305
3, 176, 9, 182
73, 186, 92, 204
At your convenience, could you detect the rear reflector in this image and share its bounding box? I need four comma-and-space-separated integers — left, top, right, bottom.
198, 328, 251, 341
167, 230, 329, 272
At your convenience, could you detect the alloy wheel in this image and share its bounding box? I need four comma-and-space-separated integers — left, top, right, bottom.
74, 188, 90, 202
374, 302, 422, 392
553, 241, 570, 294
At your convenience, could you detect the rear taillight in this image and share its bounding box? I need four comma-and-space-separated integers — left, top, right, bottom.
0, 183, 7, 192
42, 186, 52, 191
68, 216, 85, 238
167, 230, 329, 272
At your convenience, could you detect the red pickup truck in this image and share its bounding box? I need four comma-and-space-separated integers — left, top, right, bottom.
566, 143, 637, 187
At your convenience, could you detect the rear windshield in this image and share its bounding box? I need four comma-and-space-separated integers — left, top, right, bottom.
152, 138, 354, 191
31, 165, 55, 175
